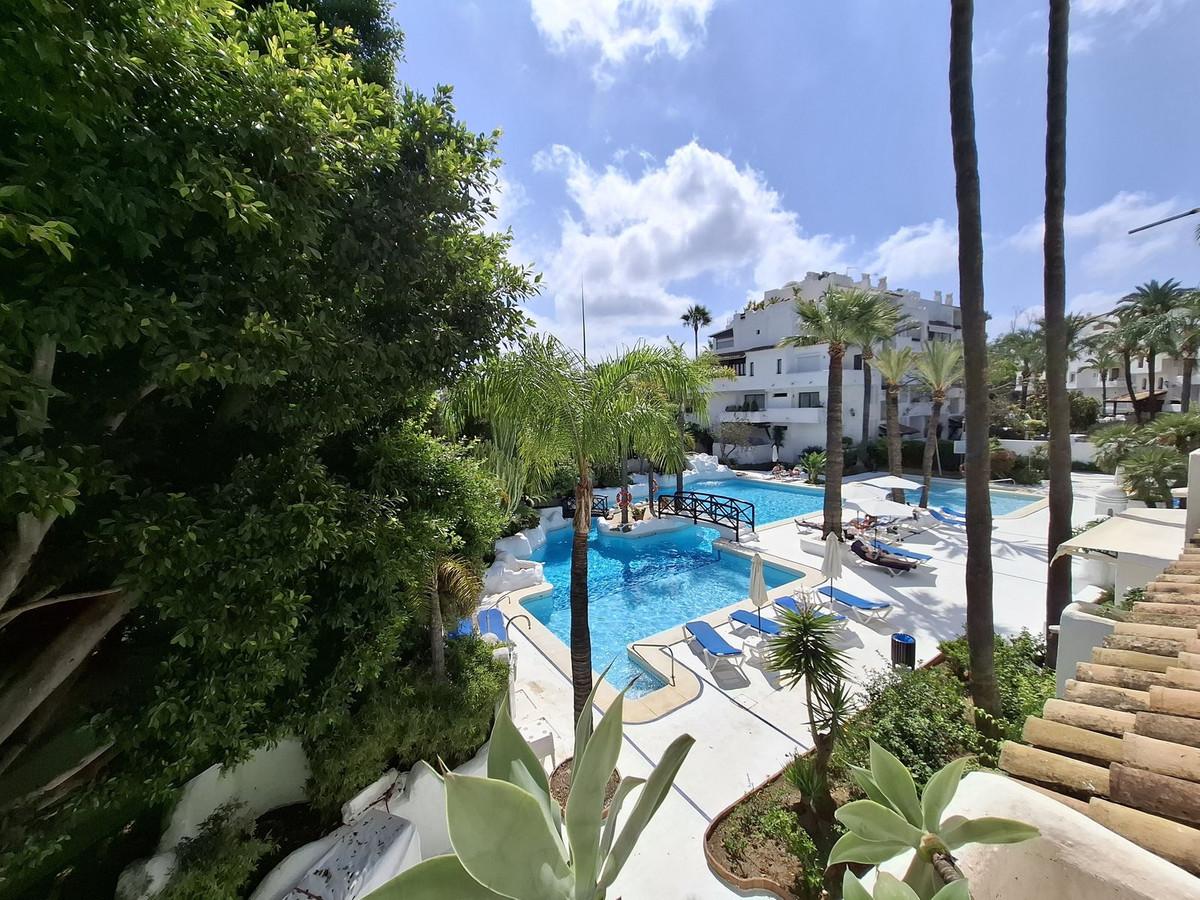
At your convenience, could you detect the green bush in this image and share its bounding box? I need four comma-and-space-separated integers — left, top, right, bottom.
1070, 394, 1100, 432
834, 666, 981, 788
938, 631, 1055, 742
304, 638, 508, 817
500, 504, 542, 537
156, 804, 273, 900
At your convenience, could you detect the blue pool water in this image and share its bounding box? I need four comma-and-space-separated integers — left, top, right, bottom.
663, 478, 1038, 524
525, 524, 802, 696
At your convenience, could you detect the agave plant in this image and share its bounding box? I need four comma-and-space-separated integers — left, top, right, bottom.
369, 669, 694, 900
800, 450, 827, 484
828, 741, 1038, 900
841, 870, 968, 900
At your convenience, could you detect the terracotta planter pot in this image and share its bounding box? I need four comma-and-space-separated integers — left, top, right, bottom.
550, 757, 621, 819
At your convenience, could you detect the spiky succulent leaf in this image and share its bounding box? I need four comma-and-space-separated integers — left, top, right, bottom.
567, 686, 626, 891
874, 872, 922, 900
827, 831, 912, 867
488, 693, 560, 836
366, 853, 509, 899
940, 816, 1040, 851
444, 772, 572, 899
596, 733, 695, 889
841, 870, 874, 900
599, 776, 646, 862
835, 800, 924, 847
920, 756, 968, 833
930, 879, 971, 900
869, 740, 923, 827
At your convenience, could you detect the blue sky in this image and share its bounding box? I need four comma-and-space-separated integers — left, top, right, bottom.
397, 0, 1199, 353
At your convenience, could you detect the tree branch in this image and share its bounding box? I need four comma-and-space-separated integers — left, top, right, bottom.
0, 587, 123, 627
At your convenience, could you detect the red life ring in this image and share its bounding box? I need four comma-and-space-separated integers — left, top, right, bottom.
616, 487, 632, 507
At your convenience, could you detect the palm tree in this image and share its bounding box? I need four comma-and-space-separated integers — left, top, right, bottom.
995, 327, 1043, 409
767, 606, 849, 825
874, 346, 915, 502
455, 336, 716, 721
1121, 446, 1187, 508
1117, 279, 1187, 420
427, 554, 483, 684
1080, 336, 1120, 409
780, 287, 873, 536
1169, 292, 1200, 413
853, 296, 908, 448
949, 0, 1000, 719
1042, 0, 1071, 666
1096, 312, 1144, 422
913, 341, 964, 508
681, 304, 713, 359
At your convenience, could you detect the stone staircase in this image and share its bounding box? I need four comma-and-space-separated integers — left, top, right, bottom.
998, 542, 1200, 876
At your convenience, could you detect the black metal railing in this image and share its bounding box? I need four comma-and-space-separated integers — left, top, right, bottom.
656, 491, 755, 541
561, 494, 610, 519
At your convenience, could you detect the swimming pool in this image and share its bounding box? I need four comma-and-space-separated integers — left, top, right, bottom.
525, 524, 802, 696
662, 478, 1038, 525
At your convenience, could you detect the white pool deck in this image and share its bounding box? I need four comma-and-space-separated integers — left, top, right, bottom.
505, 473, 1116, 899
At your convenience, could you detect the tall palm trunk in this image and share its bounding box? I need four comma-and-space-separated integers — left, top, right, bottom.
1043, 0, 1072, 665
570, 473, 594, 723
861, 354, 873, 448
1122, 350, 1138, 423
885, 381, 904, 502
1019, 367, 1030, 410
1146, 348, 1157, 419
693, 325, 700, 359
1183, 355, 1194, 413
428, 575, 446, 684
919, 396, 944, 508
1100, 372, 1108, 409
822, 347, 845, 537
949, 0, 999, 719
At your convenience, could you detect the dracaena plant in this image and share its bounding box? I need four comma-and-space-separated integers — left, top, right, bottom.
829, 741, 1038, 900
369, 667, 694, 900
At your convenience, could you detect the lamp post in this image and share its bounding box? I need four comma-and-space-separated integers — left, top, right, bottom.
1128, 207, 1199, 235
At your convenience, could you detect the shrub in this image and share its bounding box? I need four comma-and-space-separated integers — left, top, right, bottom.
990, 448, 1017, 478
721, 793, 823, 899
304, 639, 508, 816
1070, 394, 1100, 432
801, 445, 824, 456
500, 504, 541, 537
939, 631, 1055, 742
156, 804, 274, 900
834, 666, 981, 788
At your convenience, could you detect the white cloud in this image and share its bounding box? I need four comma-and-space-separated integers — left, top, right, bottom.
1008, 191, 1186, 277
530, 0, 717, 82
1076, 0, 1177, 23
1070, 289, 1124, 313
865, 219, 958, 282
530, 141, 848, 351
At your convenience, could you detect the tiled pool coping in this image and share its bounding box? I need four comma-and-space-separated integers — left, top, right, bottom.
496, 545, 819, 723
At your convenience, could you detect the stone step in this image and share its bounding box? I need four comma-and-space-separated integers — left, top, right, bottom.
1077, 661, 1167, 692
1091, 647, 1176, 673
1154, 573, 1200, 584
1102, 633, 1186, 657
1143, 592, 1200, 607
1147, 580, 1200, 594
1089, 798, 1200, 875
1150, 685, 1200, 719
1128, 606, 1200, 628
1023, 716, 1124, 763
998, 741, 1110, 797
1136, 710, 1200, 748
1123, 732, 1200, 784
1043, 698, 1136, 736
1065, 679, 1151, 712
1114, 622, 1198, 642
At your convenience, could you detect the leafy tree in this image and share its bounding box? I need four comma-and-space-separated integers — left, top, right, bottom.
1116, 279, 1187, 421
991, 328, 1042, 410
913, 342, 964, 508
452, 337, 717, 722
948, 0, 1000, 719
1167, 291, 1200, 413
680, 304, 714, 359
780, 288, 874, 536
717, 420, 759, 465
875, 347, 915, 500
0, 0, 531, 887
1079, 335, 1120, 409
1121, 446, 1186, 507
853, 297, 908, 447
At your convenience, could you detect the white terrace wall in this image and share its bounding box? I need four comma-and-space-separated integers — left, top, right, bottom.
993, 438, 1097, 464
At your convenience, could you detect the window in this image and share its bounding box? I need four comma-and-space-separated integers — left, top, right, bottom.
796, 391, 821, 408
776, 358, 782, 375
852, 354, 863, 370
772, 392, 788, 398
1069, 372, 1075, 383
749, 361, 754, 376
1109, 367, 1119, 381
731, 361, 745, 376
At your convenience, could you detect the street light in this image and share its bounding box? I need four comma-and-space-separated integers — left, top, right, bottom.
1128, 207, 1200, 235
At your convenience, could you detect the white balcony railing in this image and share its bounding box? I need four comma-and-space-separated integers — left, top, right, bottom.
724, 407, 824, 425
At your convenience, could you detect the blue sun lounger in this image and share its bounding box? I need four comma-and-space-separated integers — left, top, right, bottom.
729, 609, 782, 636
929, 509, 966, 527
773, 595, 847, 627
940, 505, 968, 519
871, 539, 932, 562
685, 620, 744, 671
448, 608, 508, 641
816, 585, 891, 622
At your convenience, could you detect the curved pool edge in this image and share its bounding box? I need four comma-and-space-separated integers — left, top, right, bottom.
495, 551, 821, 723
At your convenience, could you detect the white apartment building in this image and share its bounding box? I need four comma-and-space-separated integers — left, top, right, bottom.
705, 271, 965, 464
1066, 317, 1196, 416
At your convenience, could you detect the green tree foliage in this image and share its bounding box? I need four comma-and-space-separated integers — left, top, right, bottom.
0, 0, 532, 888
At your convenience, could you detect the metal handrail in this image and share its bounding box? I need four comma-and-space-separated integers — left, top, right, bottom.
561, 494, 610, 518
656, 490, 755, 540
506, 612, 531, 631
629, 641, 677, 686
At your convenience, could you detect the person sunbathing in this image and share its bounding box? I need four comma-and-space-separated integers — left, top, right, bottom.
770, 464, 785, 478
850, 539, 918, 572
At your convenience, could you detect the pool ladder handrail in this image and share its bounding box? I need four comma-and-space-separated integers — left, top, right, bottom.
629, 640, 677, 687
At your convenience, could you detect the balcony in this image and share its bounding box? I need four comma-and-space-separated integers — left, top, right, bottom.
724, 407, 824, 425
711, 370, 862, 392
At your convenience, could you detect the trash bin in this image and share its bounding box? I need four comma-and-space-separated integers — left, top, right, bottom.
891, 632, 916, 669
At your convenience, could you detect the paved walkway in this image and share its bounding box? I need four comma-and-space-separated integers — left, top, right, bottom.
507, 473, 1115, 898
